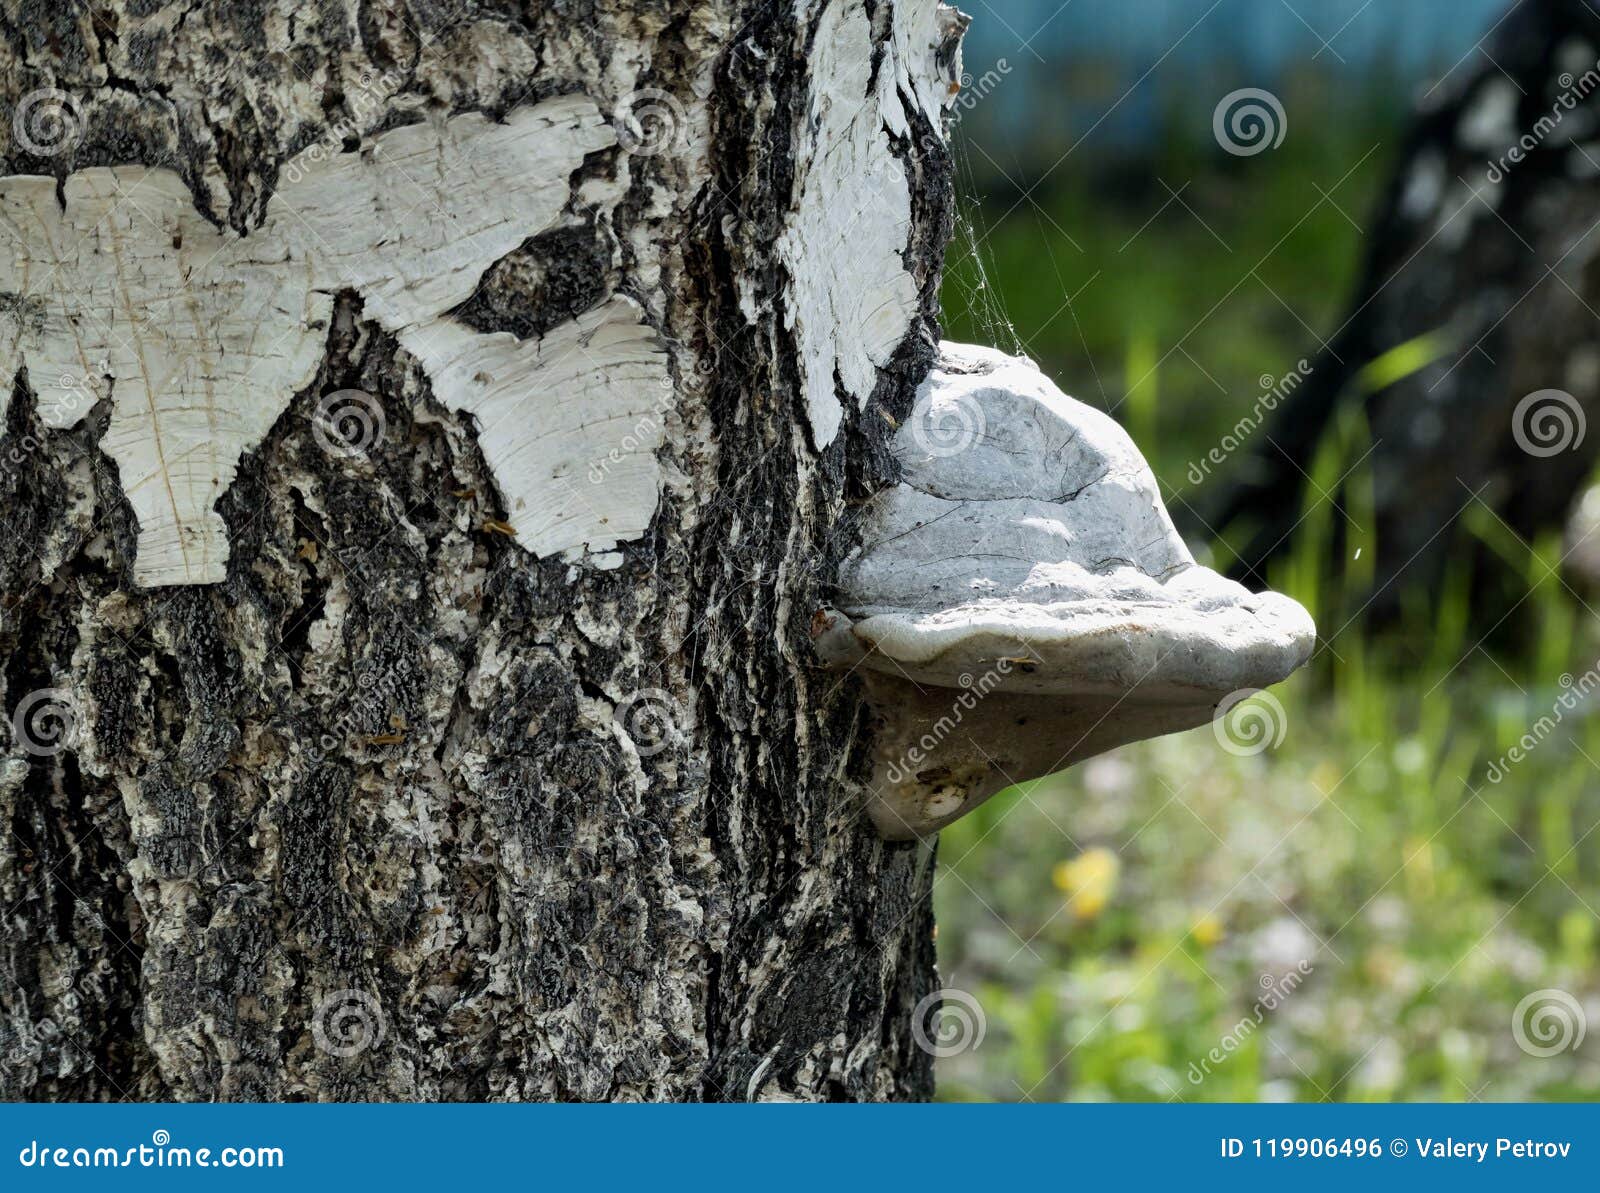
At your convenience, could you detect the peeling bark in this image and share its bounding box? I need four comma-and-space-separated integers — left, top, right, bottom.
0, 0, 960, 1102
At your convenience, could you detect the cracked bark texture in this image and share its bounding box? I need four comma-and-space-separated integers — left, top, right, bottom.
0, 0, 956, 1101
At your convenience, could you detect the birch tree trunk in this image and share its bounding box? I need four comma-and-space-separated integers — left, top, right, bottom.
0, 0, 964, 1101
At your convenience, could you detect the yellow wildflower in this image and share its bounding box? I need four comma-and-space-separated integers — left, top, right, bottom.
1191, 913, 1225, 948
1051, 846, 1120, 921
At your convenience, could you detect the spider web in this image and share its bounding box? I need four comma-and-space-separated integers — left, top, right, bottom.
942, 137, 1024, 358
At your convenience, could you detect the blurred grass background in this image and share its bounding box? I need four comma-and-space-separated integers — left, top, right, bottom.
932, 8, 1600, 1102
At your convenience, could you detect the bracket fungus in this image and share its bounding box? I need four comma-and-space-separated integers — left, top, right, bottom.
818, 342, 1316, 840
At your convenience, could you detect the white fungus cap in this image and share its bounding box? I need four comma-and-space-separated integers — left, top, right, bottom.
824, 342, 1316, 838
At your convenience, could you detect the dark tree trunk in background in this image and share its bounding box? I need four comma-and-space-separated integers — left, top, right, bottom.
0, 0, 960, 1101
1201, 0, 1600, 628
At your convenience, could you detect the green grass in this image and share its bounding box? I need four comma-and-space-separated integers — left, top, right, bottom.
932, 96, 1600, 1102
943, 82, 1396, 493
